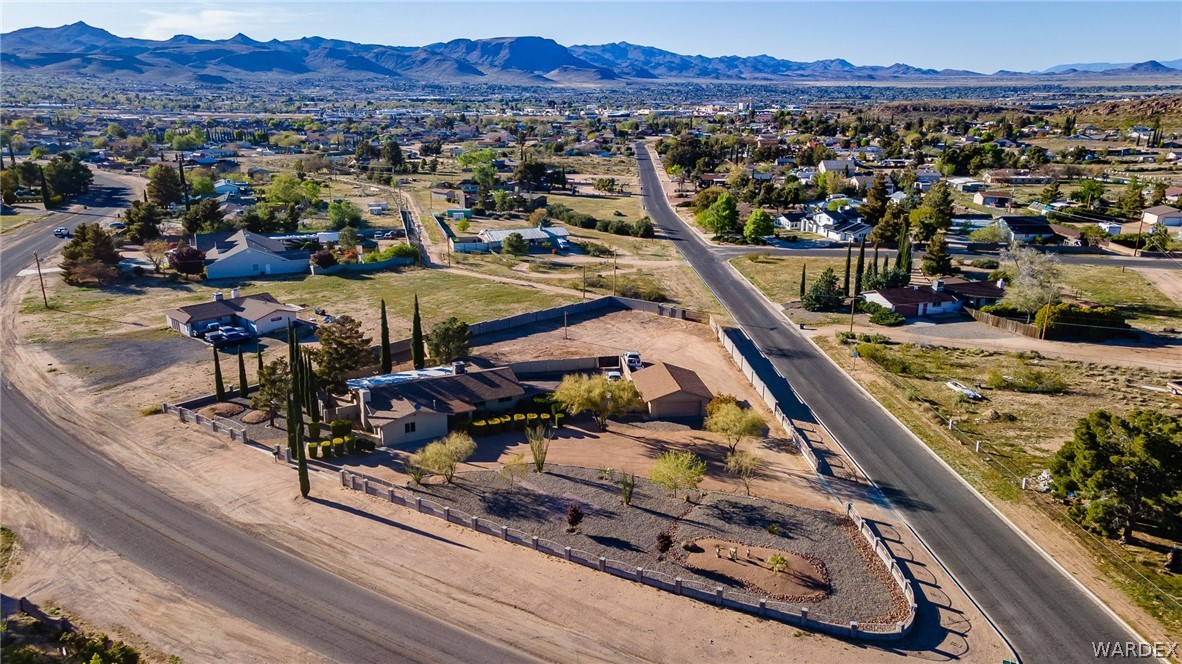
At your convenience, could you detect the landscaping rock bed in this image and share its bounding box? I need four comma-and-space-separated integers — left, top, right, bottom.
409, 465, 904, 624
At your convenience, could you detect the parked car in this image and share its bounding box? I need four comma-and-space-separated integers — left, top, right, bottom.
555, 238, 570, 251
623, 351, 642, 370
605, 370, 623, 382
1169, 380, 1181, 396
52, 227, 71, 238
107, 221, 126, 230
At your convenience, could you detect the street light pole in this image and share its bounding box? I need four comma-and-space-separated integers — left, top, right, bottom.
33, 252, 48, 308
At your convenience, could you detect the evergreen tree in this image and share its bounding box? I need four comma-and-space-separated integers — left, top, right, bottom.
872, 244, 880, 275
1039, 181, 1062, 204
238, 350, 248, 397
39, 166, 51, 208
379, 299, 391, 374
296, 411, 310, 497
801, 267, 845, 311
799, 264, 806, 299
285, 396, 297, 458
921, 234, 953, 276
842, 243, 852, 297
411, 294, 425, 369
256, 345, 264, 378
854, 238, 866, 296
896, 226, 912, 284
861, 173, 889, 225
213, 346, 225, 402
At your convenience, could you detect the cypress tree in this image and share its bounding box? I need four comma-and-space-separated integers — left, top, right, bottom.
411, 294, 425, 369
39, 167, 51, 209
290, 382, 303, 457
256, 345, 263, 379
872, 244, 880, 276
842, 243, 852, 297
379, 298, 391, 374
213, 346, 225, 402
237, 350, 248, 397
799, 264, 806, 299
896, 226, 912, 284
297, 420, 310, 498
854, 238, 866, 296
285, 396, 297, 458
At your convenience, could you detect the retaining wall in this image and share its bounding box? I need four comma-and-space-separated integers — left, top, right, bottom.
310, 255, 415, 275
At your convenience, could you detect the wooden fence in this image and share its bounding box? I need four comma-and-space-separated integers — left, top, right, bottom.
964, 307, 1042, 339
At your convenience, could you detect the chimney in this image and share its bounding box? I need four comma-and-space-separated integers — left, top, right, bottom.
933, 279, 945, 292
996, 279, 1006, 290
357, 389, 370, 429
452, 360, 467, 375
230, 288, 240, 299
213, 292, 223, 302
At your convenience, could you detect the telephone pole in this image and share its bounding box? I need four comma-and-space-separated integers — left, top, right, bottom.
33, 252, 48, 308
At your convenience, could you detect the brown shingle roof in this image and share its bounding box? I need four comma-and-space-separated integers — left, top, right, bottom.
631, 362, 713, 402
164, 292, 300, 324
366, 367, 523, 418
940, 277, 1006, 300
865, 287, 957, 306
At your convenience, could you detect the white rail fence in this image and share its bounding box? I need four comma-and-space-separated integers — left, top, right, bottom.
162, 402, 250, 444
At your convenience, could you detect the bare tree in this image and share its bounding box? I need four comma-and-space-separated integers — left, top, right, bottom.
1000, 244, 1062, 322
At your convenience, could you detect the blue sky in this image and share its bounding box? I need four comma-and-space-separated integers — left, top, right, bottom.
3, 1, 1180, 72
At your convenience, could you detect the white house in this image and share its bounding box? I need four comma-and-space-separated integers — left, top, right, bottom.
164, 291, 302, 337
1142, 205, 1182, 228
203, 230, 311, 280
805, 207, 871, 243
818, 159, 856, 176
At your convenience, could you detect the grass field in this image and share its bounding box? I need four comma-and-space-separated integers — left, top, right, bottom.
1059, 264, 1182, 331
21, 268, 578, 344
729, 253, 847, 304
815, 335, 1182, 634
0, 526, 19, 581
1, 207, 51, 235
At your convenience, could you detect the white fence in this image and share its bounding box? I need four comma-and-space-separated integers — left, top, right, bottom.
162, 402, 250, 444
706, 317, 916, 636
337, 469, 911, 641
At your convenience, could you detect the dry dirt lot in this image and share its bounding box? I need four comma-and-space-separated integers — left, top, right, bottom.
3, 274, 1012, 663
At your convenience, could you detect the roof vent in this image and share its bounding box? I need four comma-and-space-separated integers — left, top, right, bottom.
213, 292, 223, 301
933, 279, 945, 292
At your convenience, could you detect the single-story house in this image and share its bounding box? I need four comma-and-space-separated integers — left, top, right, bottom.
204, 230, 311, 280
818, 159, 856, 176
1142, 205, 1182, 227
939, 277, 1007, 309
355, 366, 525, 446
164, 291, 302, 337
630, 362, 713, 418
997, 216, 1056, 243
862, 281, 961, 317
479, 226, 570, 252
974, 191, 1013, 207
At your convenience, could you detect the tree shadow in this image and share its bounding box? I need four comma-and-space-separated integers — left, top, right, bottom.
586, 533, 645, 553
305, 496, 473, 549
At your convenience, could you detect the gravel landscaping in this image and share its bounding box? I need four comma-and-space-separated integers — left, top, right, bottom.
409, 465, 904, 624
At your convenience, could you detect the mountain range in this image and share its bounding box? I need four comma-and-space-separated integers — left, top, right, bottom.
2, 22, 1179, 86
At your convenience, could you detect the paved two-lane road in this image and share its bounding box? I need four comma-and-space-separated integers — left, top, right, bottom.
0, 174, 534, 663
636, 144, 1147, 663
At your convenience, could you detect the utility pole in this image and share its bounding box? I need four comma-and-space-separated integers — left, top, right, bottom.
564, 312, 569, 340
848, 294, 857, 333
176, 152, 190, 212
612, 252, 618, 296
33, 252, 48, 308
582, 265, 587, 299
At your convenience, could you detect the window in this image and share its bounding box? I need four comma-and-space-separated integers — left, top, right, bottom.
270, 316, 283, 322
473, 400, 486, 408
498, 397, 513, 403
251, 264, 260, 272
404, 422, 416, 434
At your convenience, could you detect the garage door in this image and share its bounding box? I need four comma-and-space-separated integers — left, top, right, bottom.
651, 399, 703, 418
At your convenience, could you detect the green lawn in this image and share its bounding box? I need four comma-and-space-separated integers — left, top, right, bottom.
729, 254, 847, 304
0, 208, 51, 235
1059, 264, 1182, 331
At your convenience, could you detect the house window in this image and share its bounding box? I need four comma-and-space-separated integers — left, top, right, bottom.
498, 397, 513, 403
404, 422, 416, 434
251, 264, 259, 272
270, 316, 283, 322
473, 400, 486, 408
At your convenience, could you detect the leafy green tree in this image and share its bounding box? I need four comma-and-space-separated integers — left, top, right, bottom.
123, 200, 164, 244
237, 350, 249, 397
1120, 177, 1145, 214
799, 264, 806, 299
147, 164, 183, 207
266, 173, 318, 208
168, 243, 206, 278
1070, 180, 1105, 207
413, 432, 477, 483
310, 315, 374, 393
491, 189, 512, 212
921, 234, 953, 276
14, 160, 42, 189
1150, 181, 1167, 207
726, 450, 763, 496
60, 223, 120, 285
182, 198, 231, 234
0, 170, 19, 205
42, 153, 93, 198
802, 267, 844, 311
909, 181, 954, 242
860, 173, 889, 225
327, 200, 363, 230
472, 162, 499, 199
698, 192, 739, 234
427, 317, 471, 363
895, 225, 912, 279
705, 402, 767, 453
411, 294, 425, 369
1143, 223, 1172, 252
969, 224, 1007, 244
1038, 181, 1062, 204
502, 231, 528, 256
378, 299, 391, 374
190, 175, 216, 197
743, 208, 774, 242
650, 450, 707, 498
553, 373, 642, 430
338, 225, 359, 249
1051, 409, 1181, 541
213, 346, 226, 401
251, 358, 290, 426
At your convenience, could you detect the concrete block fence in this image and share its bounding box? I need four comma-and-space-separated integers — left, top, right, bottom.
338, 469, 913, 641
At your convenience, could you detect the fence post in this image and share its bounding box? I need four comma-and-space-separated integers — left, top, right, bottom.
443, 506, 450, 522
801, 607, 809, 624
339, 470, 348, 486
501, 525, 509, 540
850, 621, 859, 637
387, 488, 395, 502
531, 536, 538, 550
715, 586, 724, 605
415, 496, 422, 512
564, 546, 572, 561
598, 556, 606, 572
759, 598, 767, 617
635, 567, 643, 582
361, 478, 368, 493
674, 577, 683, 595
471, 515, 479, 530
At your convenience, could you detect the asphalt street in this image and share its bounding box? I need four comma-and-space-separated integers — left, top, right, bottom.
0, 174, 535, 663
636, 144, 1147, 663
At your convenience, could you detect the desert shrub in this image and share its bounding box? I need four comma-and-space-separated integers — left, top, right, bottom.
632, 217, 654, 238
330, 419, 352, 438
987, 268, 1012, 283
616, 278, 667, 303
566, 503, 584, 531
870, 309, 906, 326
595, 218, 612, 232
706, 393, 739, 417
985, 366, 1068, 393
619, 472, 635, 506
311, 249, 337, 268
308, 421, 321, 439
582, 241, 613, 257
766, 523, 780, 536
856, 343, 923, 376
656, 532, 674, 554
320, 440, 332, 457
835, 331, 856, 345
307, 442, 318, 459
970, 258, 1000, 269
1034, 303, 1128, 341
